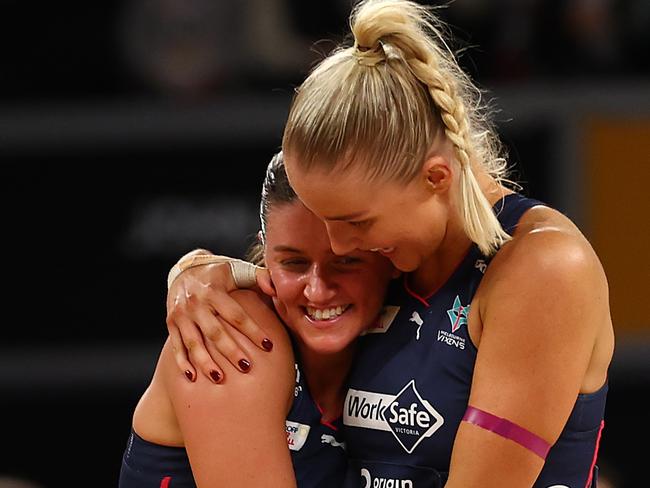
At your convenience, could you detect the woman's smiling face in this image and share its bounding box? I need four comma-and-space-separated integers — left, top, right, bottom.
264, 200, 397, 354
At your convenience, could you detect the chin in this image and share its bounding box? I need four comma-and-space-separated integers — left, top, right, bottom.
304, 335, 357, 356
390, 254, 419, 273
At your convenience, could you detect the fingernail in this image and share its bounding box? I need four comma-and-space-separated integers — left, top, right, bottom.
209, 370, 222, 383
262, 338, 273, 351
238, 358, 251, 372
184, 370, 194, 382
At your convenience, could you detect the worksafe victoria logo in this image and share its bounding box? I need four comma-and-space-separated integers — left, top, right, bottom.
344, 380, 444, 453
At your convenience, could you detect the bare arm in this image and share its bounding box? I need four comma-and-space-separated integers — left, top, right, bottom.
163, 289, 297, 487
446, 229, 611, 487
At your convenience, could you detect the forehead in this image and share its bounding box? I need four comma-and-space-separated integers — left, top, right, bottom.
284, 159, 396, 220
264, 201, 331, 249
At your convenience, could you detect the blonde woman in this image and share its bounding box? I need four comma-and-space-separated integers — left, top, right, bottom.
166, 1, 614, 486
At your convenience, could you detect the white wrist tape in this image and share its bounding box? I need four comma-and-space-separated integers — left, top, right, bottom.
229, 259, 260, 288
166, 253, 231, 290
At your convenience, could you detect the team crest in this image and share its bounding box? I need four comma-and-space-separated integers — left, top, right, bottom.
446, 295, 470, 333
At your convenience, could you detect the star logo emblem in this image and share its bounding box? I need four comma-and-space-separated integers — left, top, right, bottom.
447, 295, 470, 333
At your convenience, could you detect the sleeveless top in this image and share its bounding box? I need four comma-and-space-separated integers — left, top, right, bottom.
343, 193, 607, 488
119, 352, 348, 487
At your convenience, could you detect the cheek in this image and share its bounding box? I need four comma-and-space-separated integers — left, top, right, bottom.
345, 271, 390, 309
387, 217, 432, 250
269, 272, 304, 309
368, 220, 405, 245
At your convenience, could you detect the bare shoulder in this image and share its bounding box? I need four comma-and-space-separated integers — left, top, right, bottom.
486, 204, 608, 292
229, 289, 295, 356
133, 290, 296, 447
163, 288, 295, 409
473, 202, 613, 393
160, 289, 298, 487
478, 203, 611, 338
467, 203, 613, 438
131, 340, 184, 446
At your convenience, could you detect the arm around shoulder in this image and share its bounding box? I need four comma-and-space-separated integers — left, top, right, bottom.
162, 289, 297, 488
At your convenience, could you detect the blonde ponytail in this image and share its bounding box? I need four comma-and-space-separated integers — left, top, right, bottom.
283, 0, 513, 255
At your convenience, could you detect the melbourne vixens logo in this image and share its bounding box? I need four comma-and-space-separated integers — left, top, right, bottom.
437, 295, 469, 349
447, 295, 469, 332
344, 380, 444, 453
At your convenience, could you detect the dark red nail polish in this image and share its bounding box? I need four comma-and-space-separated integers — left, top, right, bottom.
262, 338, 273, 351
209, 370, 222, 383
238, 358, 251, 372
184, 370, 194, 382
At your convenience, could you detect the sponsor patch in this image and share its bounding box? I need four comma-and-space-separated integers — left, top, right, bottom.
344, 380, 444, 453
285, 420, 310, 451
362, 305, 400, 335
361, 468, 413, 488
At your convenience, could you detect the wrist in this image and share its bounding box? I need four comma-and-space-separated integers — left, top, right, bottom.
228, 259, 263, 289
167, 252, 229, 290
167, 252, 264, 290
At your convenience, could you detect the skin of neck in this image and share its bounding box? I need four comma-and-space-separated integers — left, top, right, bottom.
408, 163, 510, 298
296, 340, 358, 423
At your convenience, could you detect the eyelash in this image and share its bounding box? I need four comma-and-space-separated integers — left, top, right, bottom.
281, 259, 307, 267
349, 220, 369, 228
335, 257, 362, 265
280, 257, 362, 268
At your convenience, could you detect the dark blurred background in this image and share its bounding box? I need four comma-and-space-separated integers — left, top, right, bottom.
1, 1, 648, 487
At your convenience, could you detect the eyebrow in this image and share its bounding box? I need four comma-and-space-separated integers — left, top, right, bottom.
272, 245, 303, 253
323, 211, 367, 221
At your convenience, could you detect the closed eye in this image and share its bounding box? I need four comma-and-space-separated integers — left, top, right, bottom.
333, 256, 363, 265
280, 259, 309, 270
348, 219, 370, 228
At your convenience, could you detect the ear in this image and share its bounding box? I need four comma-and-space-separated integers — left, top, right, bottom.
257, 268, 277, 297
421, 155, 452, 193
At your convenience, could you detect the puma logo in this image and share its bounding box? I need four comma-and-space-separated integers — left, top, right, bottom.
321, 434, 346, 449
409, 311, 424, 340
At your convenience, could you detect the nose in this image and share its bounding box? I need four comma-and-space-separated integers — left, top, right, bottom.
303, 265, 337, 303
325, 222, 362, 255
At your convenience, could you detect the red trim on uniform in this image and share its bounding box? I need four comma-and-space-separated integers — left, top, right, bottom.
160, 476, 171, 488
584, 420, 605, 488
314, 401, 339, 431
403, 275, 430, 307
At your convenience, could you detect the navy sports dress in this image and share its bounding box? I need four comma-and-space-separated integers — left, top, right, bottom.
343, 193, 607, 488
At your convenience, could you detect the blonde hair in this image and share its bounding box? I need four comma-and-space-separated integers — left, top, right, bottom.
282, 0, 512, 255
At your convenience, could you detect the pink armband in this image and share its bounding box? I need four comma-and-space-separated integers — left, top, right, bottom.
462, 405, 551, 459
